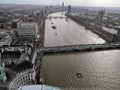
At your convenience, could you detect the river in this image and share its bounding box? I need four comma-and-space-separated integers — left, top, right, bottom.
42, 12, 120, 90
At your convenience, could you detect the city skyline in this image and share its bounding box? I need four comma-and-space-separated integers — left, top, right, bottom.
0, 0, 120, 7
0, 0, 120, 89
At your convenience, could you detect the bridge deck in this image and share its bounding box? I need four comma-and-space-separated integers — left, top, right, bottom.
37, 43, 120, 54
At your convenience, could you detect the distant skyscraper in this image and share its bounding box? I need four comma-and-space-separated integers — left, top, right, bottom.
12, 22, 17, 29
62, 2, 64, 15
67, 5, 71, 14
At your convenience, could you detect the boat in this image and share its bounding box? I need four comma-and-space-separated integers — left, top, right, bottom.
55, 33, 58, 35
76, 73, 82, 78
52, 26, 56, 29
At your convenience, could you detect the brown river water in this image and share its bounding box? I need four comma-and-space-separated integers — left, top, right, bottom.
42, 12, 120, 90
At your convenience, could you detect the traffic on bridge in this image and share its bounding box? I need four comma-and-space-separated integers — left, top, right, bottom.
37, 43, 120, 54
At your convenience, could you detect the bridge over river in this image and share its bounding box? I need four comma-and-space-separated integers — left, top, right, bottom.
37, 43, 120, 54
2, 43, 120, 54
6, 42, 120, 89
7, 12, 120, 89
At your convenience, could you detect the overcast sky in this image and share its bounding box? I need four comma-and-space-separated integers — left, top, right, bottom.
0, 0, 120, 7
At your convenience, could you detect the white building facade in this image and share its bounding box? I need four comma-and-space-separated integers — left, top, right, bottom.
0, 34, 12, 47
17, 23, 38, 41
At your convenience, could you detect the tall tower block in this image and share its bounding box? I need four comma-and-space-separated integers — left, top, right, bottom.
62, 2, 64, 15
67, 5, 71, 14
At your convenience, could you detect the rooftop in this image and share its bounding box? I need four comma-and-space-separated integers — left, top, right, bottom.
17, 22, 38, 34
0, 32, 8, 41
102, 26, 118, 34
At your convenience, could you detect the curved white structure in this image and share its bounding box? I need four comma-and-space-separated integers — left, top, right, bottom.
9, 69, 34, 90
17, 85, 61, 90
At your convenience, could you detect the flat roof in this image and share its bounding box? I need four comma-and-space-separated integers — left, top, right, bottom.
17, 22, 38, 33
0, 32, 8, 41
102, 27, 118, 34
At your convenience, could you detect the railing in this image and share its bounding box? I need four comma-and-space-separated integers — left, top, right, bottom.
47, 16, 66, 19
37, 43, 120, 54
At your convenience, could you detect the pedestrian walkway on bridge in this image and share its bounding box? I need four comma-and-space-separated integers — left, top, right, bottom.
37, 43, 120, 54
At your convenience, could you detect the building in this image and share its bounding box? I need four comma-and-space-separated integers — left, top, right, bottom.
0, 65, 7, 82
17, 22, 38, 41
12, 22, 17, 29
95, 10, 105, 25
62, 2, 64, 15
12, 19, 20, 29
67, 5, 71, 14
0, 32, 12, 47
4, 22, 12, 29
0, 46, 32, 67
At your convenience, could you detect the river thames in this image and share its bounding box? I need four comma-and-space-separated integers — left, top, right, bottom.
42, 12, 120, 90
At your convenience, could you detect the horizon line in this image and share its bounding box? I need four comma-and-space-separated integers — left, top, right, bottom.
0, 3, 120, 8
